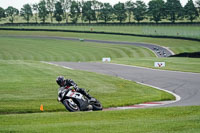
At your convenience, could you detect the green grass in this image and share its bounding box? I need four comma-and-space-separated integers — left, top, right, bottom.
0, 36, 155, 61
0, 29, 200, 132
0, 60, 174, 114
1, 30, 200, 54
1, 31, 200, 73
0, 106, 200, 133
111, 57, 200, 73
1, 24, 200, 39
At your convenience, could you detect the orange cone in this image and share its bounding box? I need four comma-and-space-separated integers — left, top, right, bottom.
40, 104, 44, 111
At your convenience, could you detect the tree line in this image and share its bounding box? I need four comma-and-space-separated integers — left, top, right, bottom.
0, 0, 200, 24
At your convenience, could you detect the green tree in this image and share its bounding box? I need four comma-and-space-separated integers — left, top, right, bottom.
197, 0, 200, 19
133, 0, 147, 23
33, 3, 39, 23
54, 1, 63, 23
196, 0, 200, 11
92, 0, 102, 23
99, 3, 113, 23
5, 6, 19, 23
148, 0, 165, 24
165, 0, 183, 23
60, 0, 71, 23
20, 4, 33, 23
0, 7, 5, 21
184, 0, 199, 22
55, 15, 62, 22
197, 0, 200, 17
46, 0, 56, 23
38, 0, 48, 23
125, 0, 134, 23
113, 2, 127, 23
79, 0, 85, 23
70, 1, 80, 23
82, 1, 96, 23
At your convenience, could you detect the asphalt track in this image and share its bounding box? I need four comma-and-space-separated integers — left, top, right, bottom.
2, 35, 199, 107
0, 35, 174, 57
50, 62, 200, 107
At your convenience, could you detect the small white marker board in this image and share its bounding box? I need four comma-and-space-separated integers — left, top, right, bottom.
154, 62, 165, 67
102, 57, 111, 62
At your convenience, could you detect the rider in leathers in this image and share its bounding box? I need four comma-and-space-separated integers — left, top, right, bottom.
56, 76, 95, 102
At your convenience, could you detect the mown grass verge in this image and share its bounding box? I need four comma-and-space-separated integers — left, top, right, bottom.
0, 106, 200, 133
0, 60, 174, 114
0, 32, 200, 73
111, 57, 200, 73
0, 29, 199, 133
0, 30, 200, 54
0, 36, 155, 61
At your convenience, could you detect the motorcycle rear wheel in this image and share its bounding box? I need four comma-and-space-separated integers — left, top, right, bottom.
63, 99, 80, 112
92, 100, 103, 111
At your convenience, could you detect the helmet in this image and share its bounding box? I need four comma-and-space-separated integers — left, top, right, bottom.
56, 76, 65, 87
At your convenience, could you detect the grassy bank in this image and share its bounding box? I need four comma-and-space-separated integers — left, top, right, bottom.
112, 57, 200, 73
0, 106, 200, 132
0, 27, 199, 133
0, 30, 200, 54
0, 36, 155, 61
0, 32, 200, 73
0, 60, 174, 114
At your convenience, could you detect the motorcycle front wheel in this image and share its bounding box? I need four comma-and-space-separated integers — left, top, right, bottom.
62, 99, 80, 112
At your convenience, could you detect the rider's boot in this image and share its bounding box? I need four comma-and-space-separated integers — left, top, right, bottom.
77, 88, 96, 102
85, 94, 96, 102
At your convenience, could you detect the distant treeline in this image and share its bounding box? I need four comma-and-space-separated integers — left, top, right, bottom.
0, 0, 200, 24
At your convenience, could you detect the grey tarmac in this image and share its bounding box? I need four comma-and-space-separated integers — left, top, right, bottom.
50, 62, 200, 107
2, 35, 198, 107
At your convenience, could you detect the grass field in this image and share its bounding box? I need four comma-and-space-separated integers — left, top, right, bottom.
111, 57, 200, 73
1, 24, 200, 39
0, 36, 155, 61
0, 106, 200, 132
1, 30, 200, 55
0, 60, 174, 114
1, 31, 200, 73
0, 36, 172, 114
0, 34, 200, 73
0, 30, 200, 132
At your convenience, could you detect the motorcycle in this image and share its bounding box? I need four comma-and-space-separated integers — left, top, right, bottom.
58, 87, 102, 112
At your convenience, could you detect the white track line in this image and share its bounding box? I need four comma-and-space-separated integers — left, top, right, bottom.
42, 61, 181, 110
103, 78, 181, 111
137, 82, 181, 103
40, 61, 74, 70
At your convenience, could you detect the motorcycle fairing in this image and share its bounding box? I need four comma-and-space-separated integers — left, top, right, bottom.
66, 90, 89, 111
